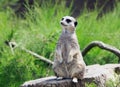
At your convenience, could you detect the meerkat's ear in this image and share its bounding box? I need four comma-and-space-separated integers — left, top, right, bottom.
74, 21, 78, 27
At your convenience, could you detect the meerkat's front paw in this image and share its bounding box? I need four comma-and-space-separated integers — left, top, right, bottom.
59, 57, 63, 63
67, 55, 73, 63
72, 77, 78, 83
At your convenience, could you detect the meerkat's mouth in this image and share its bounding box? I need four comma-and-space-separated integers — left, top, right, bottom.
61, 22, 67, 26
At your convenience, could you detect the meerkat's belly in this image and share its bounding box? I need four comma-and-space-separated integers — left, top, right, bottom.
61, 40, 71, 61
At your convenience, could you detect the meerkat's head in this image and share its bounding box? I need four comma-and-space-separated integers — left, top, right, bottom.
60, 16, 78, 33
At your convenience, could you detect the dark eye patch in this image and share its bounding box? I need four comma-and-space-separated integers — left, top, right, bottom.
74, 21, 78, 27
61, 18, 64, 20
66, 19, 71, 23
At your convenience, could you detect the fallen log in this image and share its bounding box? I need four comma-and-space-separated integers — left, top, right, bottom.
21, 64, 120, 87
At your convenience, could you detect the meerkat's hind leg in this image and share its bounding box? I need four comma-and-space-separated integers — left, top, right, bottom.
72, 77, 78, 83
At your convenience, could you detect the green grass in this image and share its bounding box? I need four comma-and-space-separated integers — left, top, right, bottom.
78, 7, 120, 64
0, 1, 120, 87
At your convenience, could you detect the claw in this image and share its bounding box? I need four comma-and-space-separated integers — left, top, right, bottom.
72, 78, 78, 83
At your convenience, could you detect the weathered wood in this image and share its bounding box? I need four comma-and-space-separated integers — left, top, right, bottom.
21, 77, 85, 87
21, 47, 54, 65
82, 41, 120, 63
5, 41, 54, 65
21, 64, 120, 87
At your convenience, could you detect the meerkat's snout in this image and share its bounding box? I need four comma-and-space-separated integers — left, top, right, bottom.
60, 21, 67, 26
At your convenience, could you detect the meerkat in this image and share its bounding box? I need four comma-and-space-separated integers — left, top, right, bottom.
52, 16, 86, 83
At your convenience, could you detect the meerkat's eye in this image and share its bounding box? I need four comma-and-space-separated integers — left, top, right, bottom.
61, 18, 64, 20
66, 19, 71, 23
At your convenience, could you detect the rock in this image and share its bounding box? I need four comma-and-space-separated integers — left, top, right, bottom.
21, 64, 120, 87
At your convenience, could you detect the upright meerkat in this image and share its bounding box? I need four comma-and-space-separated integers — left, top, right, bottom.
52, 16, 86, 83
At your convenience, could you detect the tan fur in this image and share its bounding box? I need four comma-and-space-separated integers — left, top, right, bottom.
52, 16, 86, 80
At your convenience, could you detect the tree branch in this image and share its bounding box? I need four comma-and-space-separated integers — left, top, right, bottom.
82, 41, 120, 63
5, 41, 54, 65
21, 47, 54, 65
6, 41, 120, 64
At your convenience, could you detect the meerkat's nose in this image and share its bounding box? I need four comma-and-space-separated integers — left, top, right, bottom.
61, 22, 67, 26
61, 22, 64, 25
